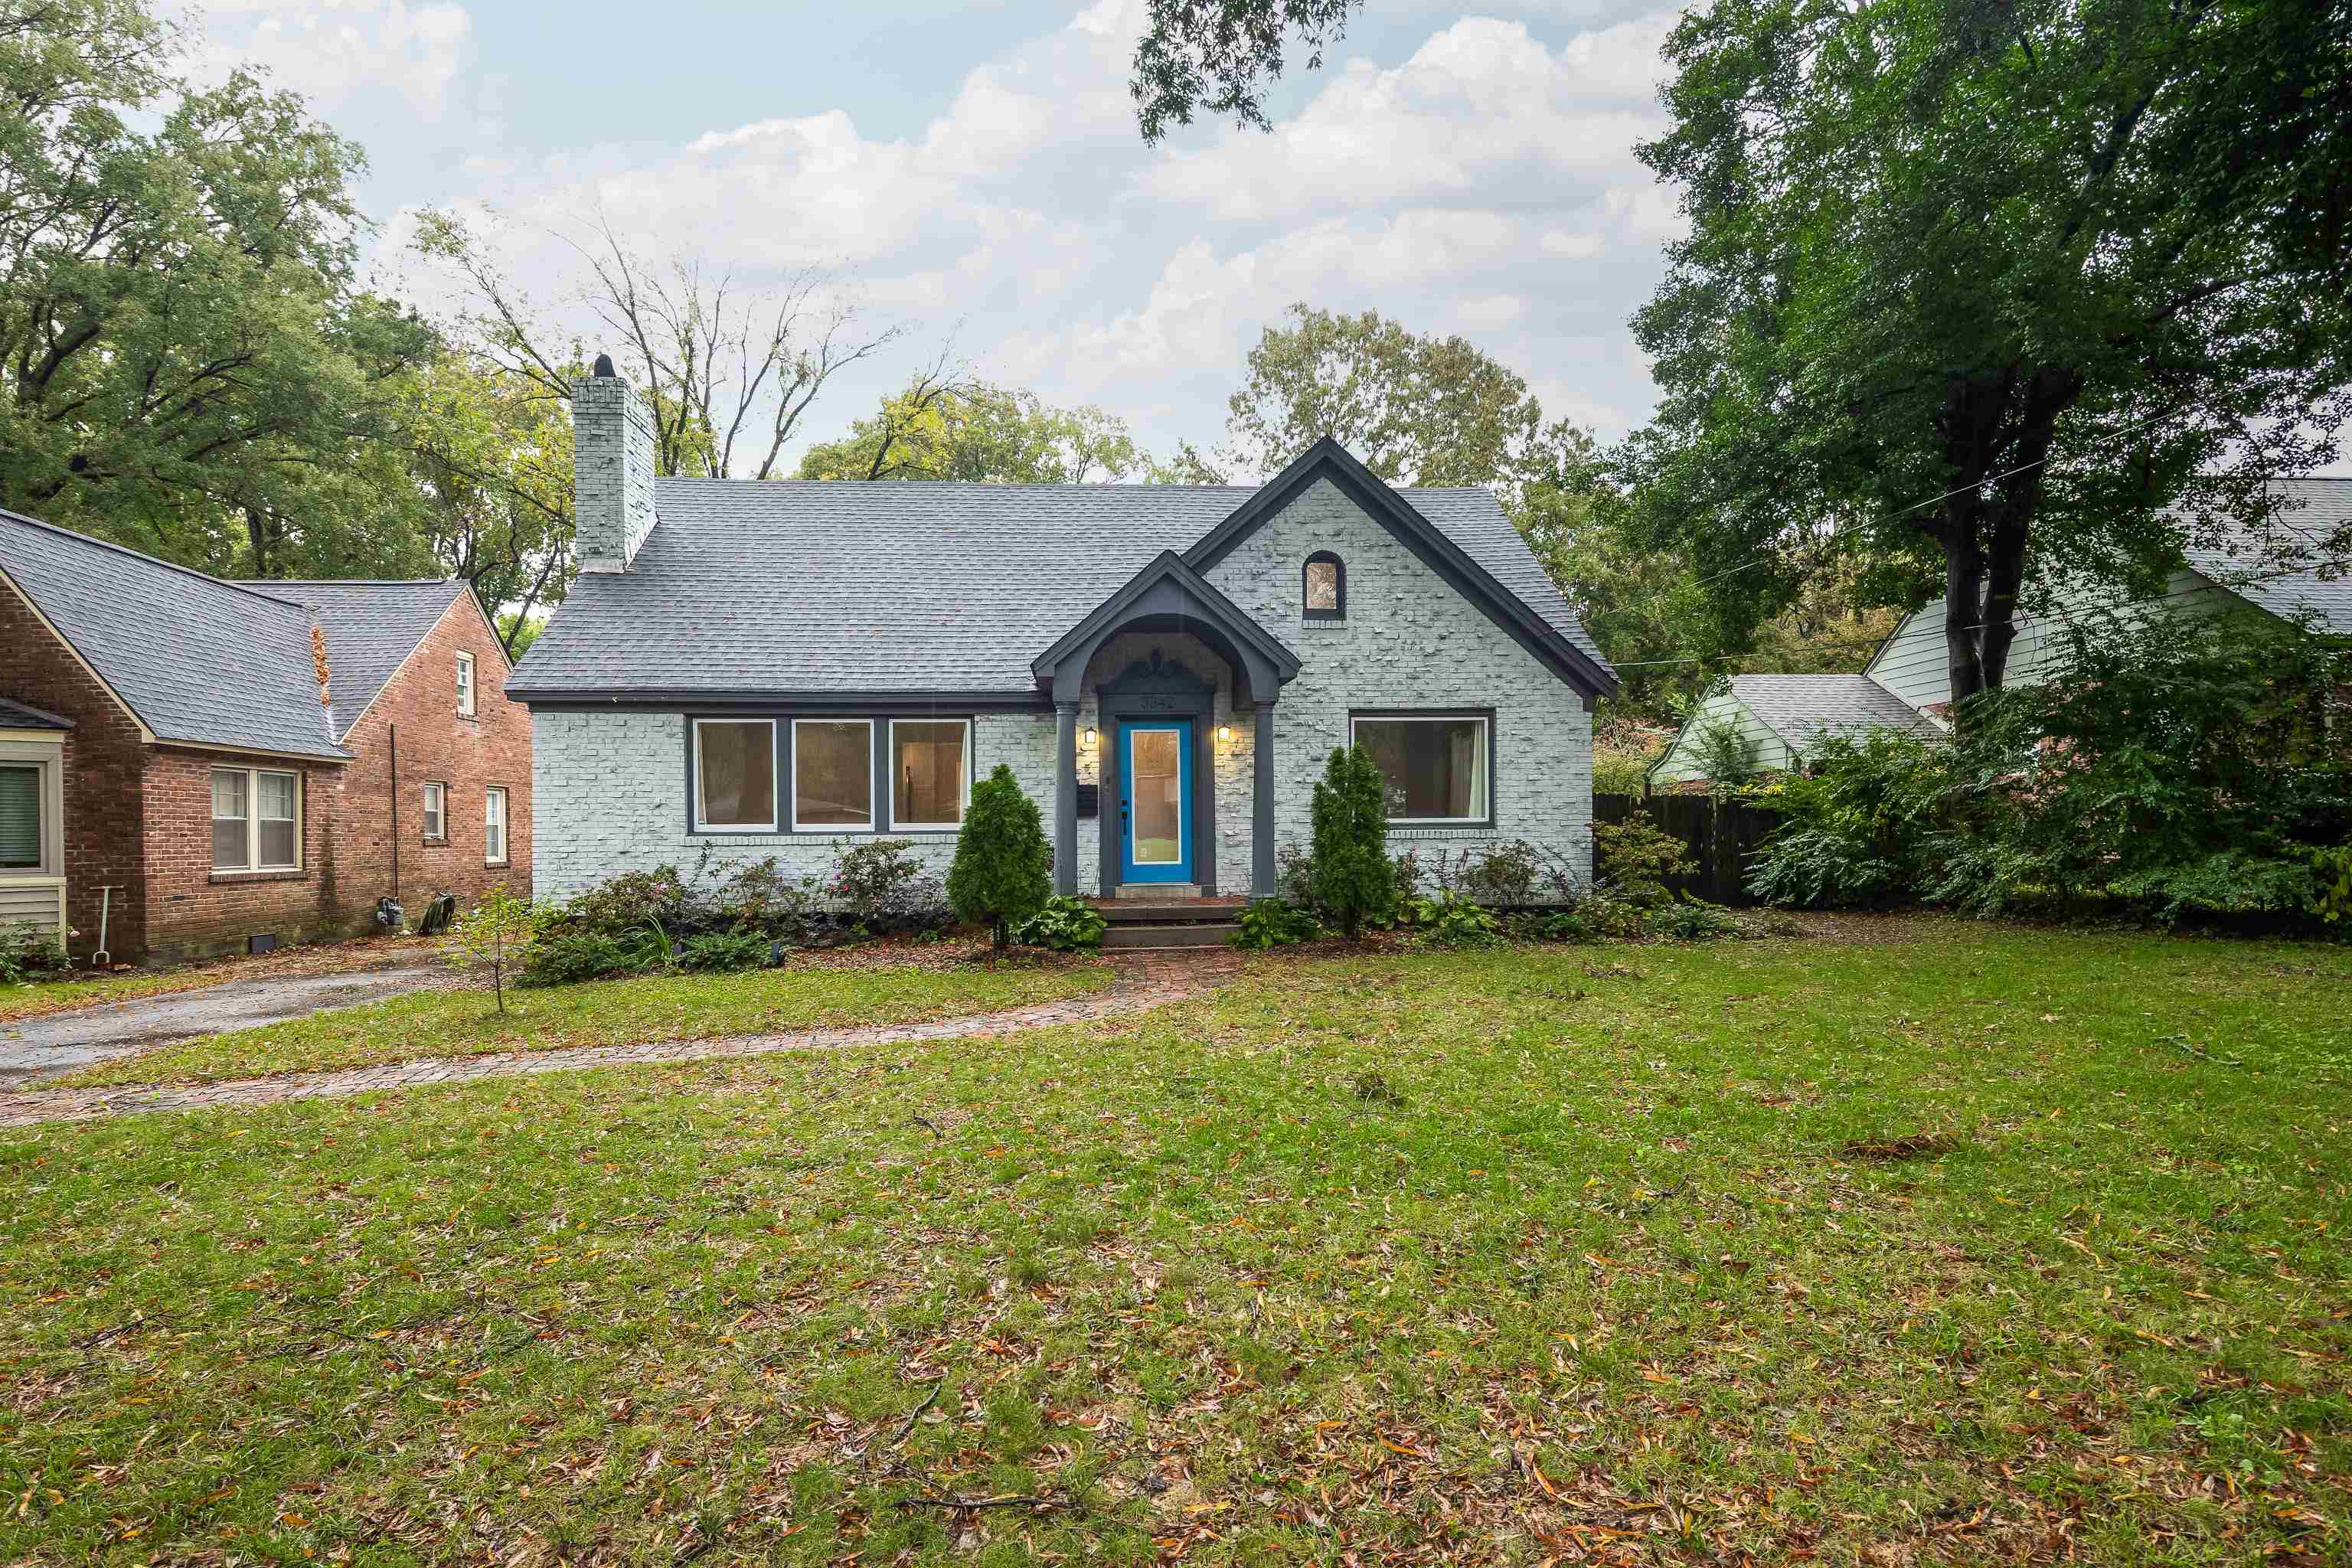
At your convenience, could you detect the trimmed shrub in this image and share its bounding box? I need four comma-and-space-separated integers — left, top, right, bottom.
1593, 816, 1696, 908
678, 929, 773, 972
827, 838, 948, 933
1232, 899, 1320, 949
1653, 897, 1742, 941
1406, 890, 1501, 948
948, 764, 1053, 952
1308, 745, 1396, 939
0, 921, 68, 985
521, 931, 640, 987
1014, 895, 1107, 952
1690, 715, 1766, 794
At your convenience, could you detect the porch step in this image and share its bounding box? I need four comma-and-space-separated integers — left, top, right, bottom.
1114, 882, 1201, 900
1101, 921, 1236, 951
1096, 900, 1243, 925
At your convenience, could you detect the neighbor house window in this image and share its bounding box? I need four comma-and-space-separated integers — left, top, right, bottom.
455, 652, 476, 717
1304, 552, 1344, 619
890, 719, 969, 829
1350, 714, 1491, 824
421, 782, 446, 841
793, 718, 873, 831
0, 763, 42, 871
212, 766, 301, 871
694, 719, 776, 831
485, 787, 508, 865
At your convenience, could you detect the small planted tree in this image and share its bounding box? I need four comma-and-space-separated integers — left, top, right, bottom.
1690, 717, 1764, 796
444, 884, 540, 1014
946, 764, 1052, 953
1308, 745, 1396, 939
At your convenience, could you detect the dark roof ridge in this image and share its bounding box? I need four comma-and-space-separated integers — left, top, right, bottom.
270, 577, 459, 587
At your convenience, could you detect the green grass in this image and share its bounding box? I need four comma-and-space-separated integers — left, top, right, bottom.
4, 922, 2350, 1566
56, 958, 1112, 1088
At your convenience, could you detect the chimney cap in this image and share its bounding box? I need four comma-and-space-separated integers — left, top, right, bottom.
591, 352, 616, 377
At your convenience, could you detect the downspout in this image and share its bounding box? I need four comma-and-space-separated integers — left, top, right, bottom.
389, 724, 400, 910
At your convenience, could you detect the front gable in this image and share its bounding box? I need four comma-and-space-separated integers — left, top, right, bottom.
1182, 439, 1616, 703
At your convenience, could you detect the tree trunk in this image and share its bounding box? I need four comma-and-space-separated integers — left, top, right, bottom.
1940, 514, 1988, 708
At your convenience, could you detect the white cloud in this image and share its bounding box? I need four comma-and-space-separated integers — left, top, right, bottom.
1137, 16, 1675, 224
207, 0, 1691, 458
194, 0, 475, 118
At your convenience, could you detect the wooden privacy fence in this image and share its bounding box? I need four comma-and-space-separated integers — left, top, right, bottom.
1593, 793, 1783, 906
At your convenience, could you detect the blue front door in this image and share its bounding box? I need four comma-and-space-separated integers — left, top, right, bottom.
1117, 720, 1194, 884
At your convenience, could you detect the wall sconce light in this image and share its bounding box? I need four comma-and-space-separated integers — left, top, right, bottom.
1083, 726, 1098, 746
1216, 723, 1234, 744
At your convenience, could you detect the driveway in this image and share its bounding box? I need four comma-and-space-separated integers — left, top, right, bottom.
0, 962, 446, 1086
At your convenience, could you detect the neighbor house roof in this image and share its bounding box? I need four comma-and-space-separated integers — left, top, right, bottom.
0, 697, 74, 730
0, 508, 347, 760
1726, 675, 1945, 755
510, 458, 1613, 702
273, 580, 473, 737
2177, 477, 2352, 634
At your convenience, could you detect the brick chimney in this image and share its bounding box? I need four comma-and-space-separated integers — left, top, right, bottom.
572, 352, 656, 573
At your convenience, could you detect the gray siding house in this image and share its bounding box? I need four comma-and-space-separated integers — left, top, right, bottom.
508, 363, 1618, 901
1649, 479, 2351, 788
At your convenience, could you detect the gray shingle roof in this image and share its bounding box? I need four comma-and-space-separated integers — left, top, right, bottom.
1730, 675, 1945, 754
2177, 478, 2352, 634
0, 508, 346, 759
274, 580, 469, 736
510, 477, 1608, 698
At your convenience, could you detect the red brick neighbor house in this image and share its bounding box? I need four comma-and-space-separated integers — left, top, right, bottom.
0, 508, 531, 964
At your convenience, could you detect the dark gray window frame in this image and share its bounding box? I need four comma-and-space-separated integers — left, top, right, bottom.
1348, 707, 1498, 830
887, 717, 974, 832
688, 717, 780, 833
679, 710, 980, 839
1303, 551, 1345, 621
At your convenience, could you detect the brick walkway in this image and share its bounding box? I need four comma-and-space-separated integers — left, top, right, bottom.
0, 950, 1241, 1129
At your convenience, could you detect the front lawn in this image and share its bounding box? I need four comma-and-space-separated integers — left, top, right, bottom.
4, 922, 2348, 1565
55, 953, 1111, 1088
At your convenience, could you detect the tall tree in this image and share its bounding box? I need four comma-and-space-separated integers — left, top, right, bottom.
0, 0, 439, 574
1125, 1, 2352, 713
797, 368, 1153, 483
1131, 0, 1362, 142
1623, 0, 2352, 710
411, 209, 899, 482
1223, 304, 1578, 507
401, 349, 576, 657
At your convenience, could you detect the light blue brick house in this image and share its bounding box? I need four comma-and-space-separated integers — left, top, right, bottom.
508, 361, 1618, 902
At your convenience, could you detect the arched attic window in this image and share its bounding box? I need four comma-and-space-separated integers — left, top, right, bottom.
1302, 552, 1344, 620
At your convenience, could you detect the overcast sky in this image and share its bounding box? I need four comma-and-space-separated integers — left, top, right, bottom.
182, 0, 1686, 474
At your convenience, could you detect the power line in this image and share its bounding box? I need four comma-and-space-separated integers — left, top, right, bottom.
1632, 403, 2203, 612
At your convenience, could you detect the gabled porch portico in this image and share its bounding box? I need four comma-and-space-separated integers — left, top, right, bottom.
1031, 551, 1301, 900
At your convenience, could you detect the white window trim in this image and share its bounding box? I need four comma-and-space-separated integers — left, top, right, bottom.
484, 786, 508, 866
1348, 712, 1493, 826
792, 717, 874, 834
693, 717, 779, 832
887, 718, 972, 831
421, 781, 446, 842
455, 651, 477, 717
211, 766, 303, 873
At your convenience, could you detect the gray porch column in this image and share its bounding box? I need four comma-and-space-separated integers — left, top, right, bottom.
1252, 698, 1277, 897
1054, 701, 1080, 897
